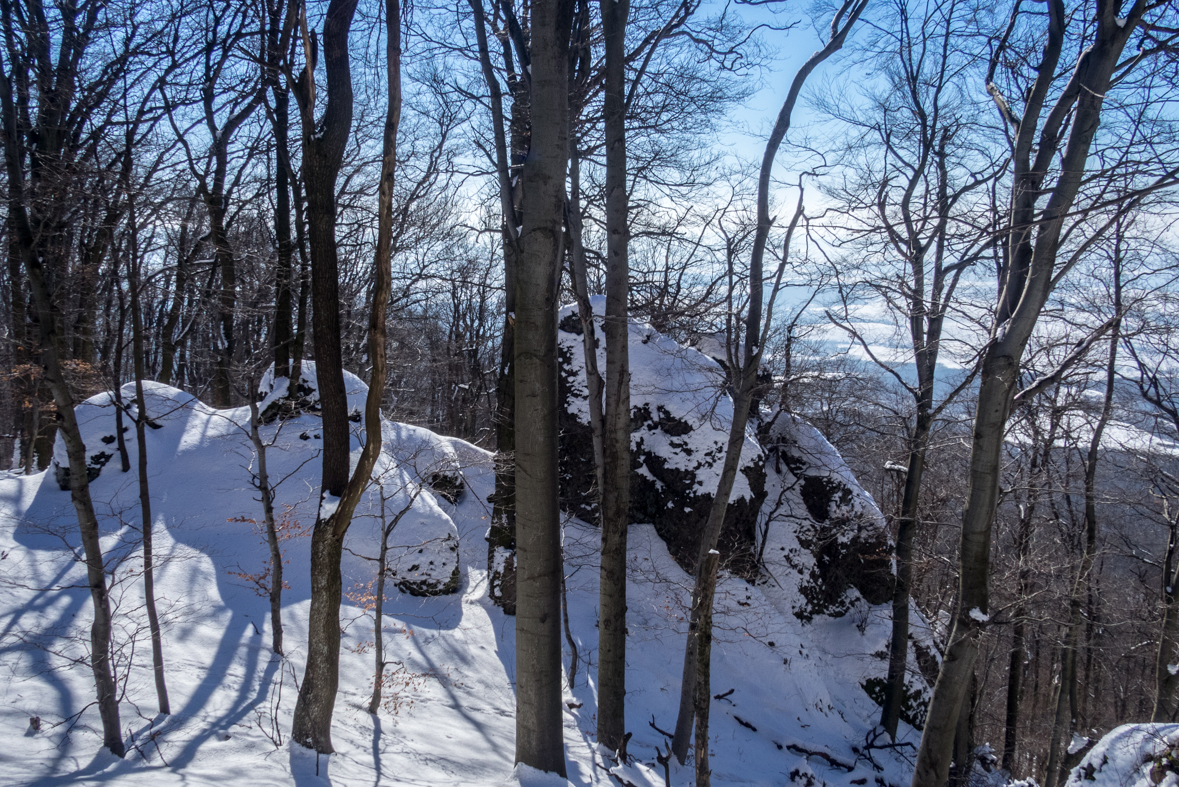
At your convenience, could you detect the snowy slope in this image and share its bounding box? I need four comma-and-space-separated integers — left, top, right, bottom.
1, 364, 924, 786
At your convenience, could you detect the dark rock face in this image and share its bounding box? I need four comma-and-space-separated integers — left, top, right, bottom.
557, 308, 766, 575
427, 471, 465, 504
54, 456, 106, 491
258, 381, 319, 423
789, 513, 893, 621
628, 404, 767, 574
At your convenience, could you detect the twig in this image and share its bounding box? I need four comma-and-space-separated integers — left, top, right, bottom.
733, 714, 757, 731
649, 715, 674, 739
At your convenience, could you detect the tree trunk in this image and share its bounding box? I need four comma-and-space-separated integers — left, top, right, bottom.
513, 0, 573, 774
157, 199, 196, 387
468, 0, 523, 615
597, 0, 631, 755
293, 524, 346, 752
272, 83, 295, 381
290, 174, 310, 397
0, 60, 125, 746
670, 5, 867, 773
671, 381, 755, 773
912, 4, 1142, 782
369, 513, 389, 715
1002, 504, 1035, 774
1044, 626, 1078, 787
209, 198, 237, 409
881, 409, 931, 739
111, 287, 132, 473
247, 394, 283, 656
1155, 524, 1179, 722
291, 0, 397, 751
129, 202, 170, 715
566, 150, 604, 498
290, 0, 363, 754
912, 352, 1016, 787
949, 674, 976, 787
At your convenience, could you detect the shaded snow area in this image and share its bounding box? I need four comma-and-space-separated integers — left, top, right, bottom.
7, 349, 934, 786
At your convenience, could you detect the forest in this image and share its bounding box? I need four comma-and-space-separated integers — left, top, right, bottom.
1, 0, 1179, 785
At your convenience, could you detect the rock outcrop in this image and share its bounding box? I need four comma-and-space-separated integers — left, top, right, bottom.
557, 299, 766, 573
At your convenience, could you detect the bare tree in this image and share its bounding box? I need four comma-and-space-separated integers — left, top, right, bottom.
670, 2, 869, 781
912, 0, 1179, 782
289, 0, 399, 754
289, 0, 362, 753
820, 0, 1000, 740
0, 0, 157, 756
162, 0, 264, 408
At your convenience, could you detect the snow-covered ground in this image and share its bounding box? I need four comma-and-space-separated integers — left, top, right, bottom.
0, 362, 924, 786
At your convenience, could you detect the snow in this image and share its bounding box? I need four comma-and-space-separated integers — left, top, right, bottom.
256, 360, 369, 419
1, 366, 925, 786
1068, 732, 1092, 756
1065, 724, 1179, 787
320, 492, 340, 519
969, 607, 990, 624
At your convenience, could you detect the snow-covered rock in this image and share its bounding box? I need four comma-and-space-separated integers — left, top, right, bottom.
256, 360, 368, 423
1065, 724, 1179, 787
557, 298, 766, 571
13, 354, 939, 787
757, 410, 931, 731
49, 370, 461, 598
760, 412, 894, 622
51, 382, 202, 490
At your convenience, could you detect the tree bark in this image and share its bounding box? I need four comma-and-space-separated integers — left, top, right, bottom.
272, 84, 295, 380
1155, 514, 1179, 722
881, 409, 930, 739
369, 505, 389, 714
290, 0, 363, 754
1002, 501, 1035, 773
513, 0, 573, 774
912, 352, 1016, 787
596, 0, 631, 755
268, 0, 295, 381
290, 174, 310, 397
